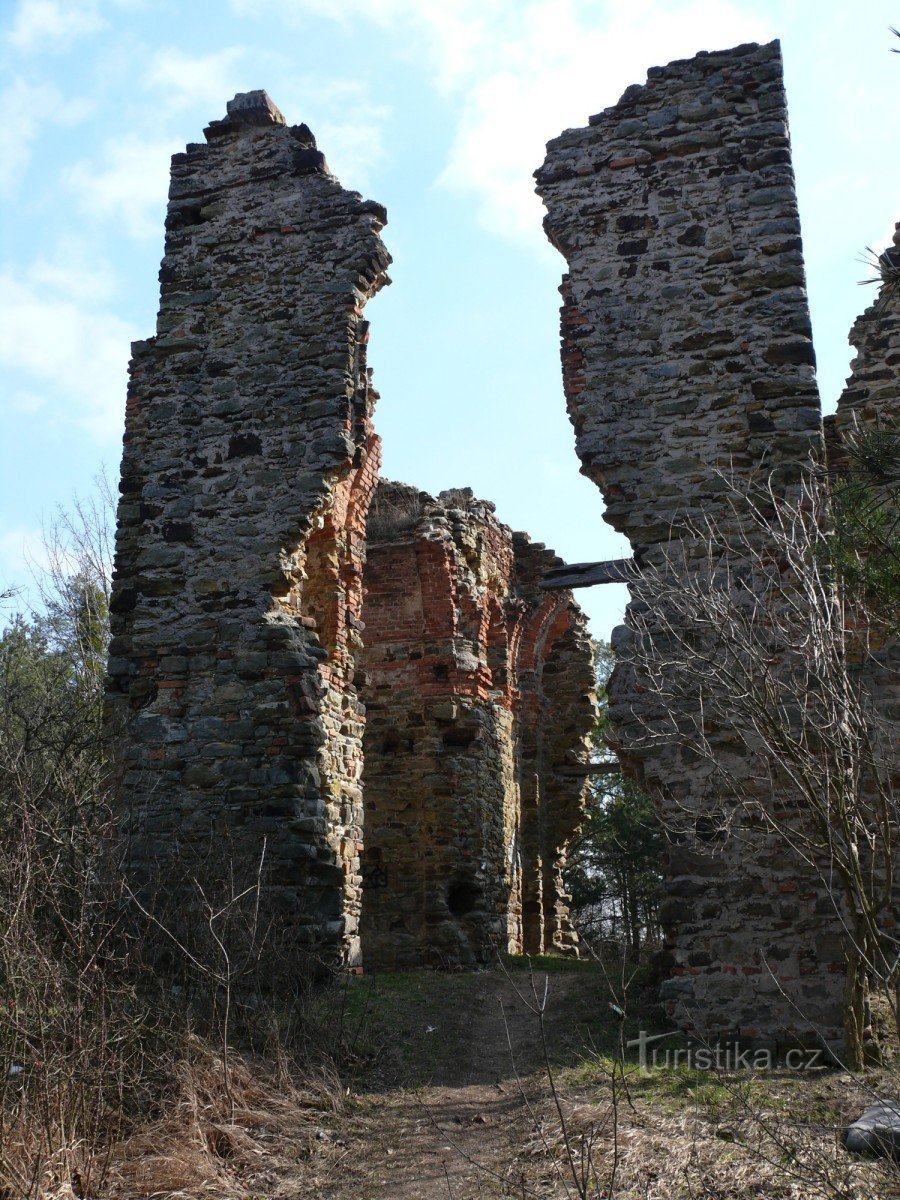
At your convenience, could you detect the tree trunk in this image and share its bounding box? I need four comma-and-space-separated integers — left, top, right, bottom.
843, 943, 867, 1071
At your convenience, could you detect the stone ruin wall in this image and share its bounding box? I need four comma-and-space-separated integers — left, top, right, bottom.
106, 92, 390, 967
829, 225, 900, 960
106, 92, 596, 974
536, 41, 848, 1045
105, 55, 892, 1031
358, 482, 596, 967
510, 533, 598, 957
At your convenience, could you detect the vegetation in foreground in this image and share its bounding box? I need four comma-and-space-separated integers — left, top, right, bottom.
0, 415, 898, 1198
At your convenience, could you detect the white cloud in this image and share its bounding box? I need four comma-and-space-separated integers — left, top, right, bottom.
143, 46, 247, 115
232, 0, 769, 243
0, 268, 135, 441
0, 77, 61, 196
5, 0, 103, 52
27, 238, 117, 304
230, 0, 500, 90
0, 77, 94, 197
9, 389, 47, 415
0, 526, 46, 583
435, 0, 770, 241
273, 77, 390, 192
63, 134, 172, 239
318, 115, 388, 193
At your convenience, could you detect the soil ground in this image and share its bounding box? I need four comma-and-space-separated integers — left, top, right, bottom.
304, 958, 620, 1199
111, 958, 899, 1200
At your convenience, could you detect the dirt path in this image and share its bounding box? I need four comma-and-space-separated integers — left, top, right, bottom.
109, 963, 892, 1200
292, 966, 609, 1199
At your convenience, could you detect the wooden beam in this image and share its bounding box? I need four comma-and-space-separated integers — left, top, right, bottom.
540, 557, 635, 590
556, 761, 622, 777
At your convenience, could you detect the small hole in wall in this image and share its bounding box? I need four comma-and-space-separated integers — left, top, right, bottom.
166, 204, 206, 230
447, 879, 480, 917
129, 680, 158, 711
441, 723, 478, 748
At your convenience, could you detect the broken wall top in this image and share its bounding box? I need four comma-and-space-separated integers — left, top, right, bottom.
536, 40, 824, 549
364, 481, 595, 708
366, 479, 515, 594
117, 91, 391, 617
834, 221, 900, 439
106, 94, 392, 961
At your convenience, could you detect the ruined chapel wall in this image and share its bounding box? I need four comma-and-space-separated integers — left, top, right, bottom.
830, 223, 900, 962
359, 484, 522, 966
832, 222, 900, 439
105, 93, 390, 966
511, 535, 596, 956
359, 485, 596, 967
536, 42, 845, 1042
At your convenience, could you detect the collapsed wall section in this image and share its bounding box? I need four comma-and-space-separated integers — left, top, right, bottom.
536, 42, 845, 1043
832, 224, 900, 437
105, 92, 390, 967
358, 483, 595, 967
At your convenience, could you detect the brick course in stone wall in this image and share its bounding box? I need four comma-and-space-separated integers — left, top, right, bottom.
105, 59, 891, 1026
107, 93, 596, 975
536, 41, 848, 1045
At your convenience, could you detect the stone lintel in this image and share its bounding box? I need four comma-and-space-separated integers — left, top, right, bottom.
541, 558, 636, 589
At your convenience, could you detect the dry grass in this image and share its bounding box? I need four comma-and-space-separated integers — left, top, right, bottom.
366, 486, 426, 542
527, 1062, 900, 1200
6, 962, 897, 1200
107, 1038, 347, 1200
538, 1106, 875, 1199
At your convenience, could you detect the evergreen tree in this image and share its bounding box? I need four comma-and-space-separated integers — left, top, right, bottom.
565, 641, 663, 954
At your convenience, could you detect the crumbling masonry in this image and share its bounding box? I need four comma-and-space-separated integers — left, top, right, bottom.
106, 92, 596, 970
106, 92, 390, 965
107, 46, 896, 1043
536, 39, 898, 1047
360, 483, 595, 967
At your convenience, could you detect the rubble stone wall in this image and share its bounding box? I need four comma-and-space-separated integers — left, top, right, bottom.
358, 483, 596, 967
829, 225, 900, 971
536, 42, 847, 1044
105, 92, 390, 967
832, 224, 900, 439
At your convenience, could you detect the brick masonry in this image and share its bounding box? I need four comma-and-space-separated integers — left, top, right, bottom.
106, 93, 596, 974
359, 483, 596, 967
104, 58, 894, 1034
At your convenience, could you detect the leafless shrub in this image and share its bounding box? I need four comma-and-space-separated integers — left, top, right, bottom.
620, 468, 898, 1069
0, 620, 161, 1198
0, 478, 351, 1197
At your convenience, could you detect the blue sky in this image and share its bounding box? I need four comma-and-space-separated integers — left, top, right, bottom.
1, 0, 898, 641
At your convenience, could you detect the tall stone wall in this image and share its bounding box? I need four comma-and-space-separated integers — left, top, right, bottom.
829, 225, 900, 971
536, 42, 846, 1044
105, 92, 390, 967
358, 483, 596, 967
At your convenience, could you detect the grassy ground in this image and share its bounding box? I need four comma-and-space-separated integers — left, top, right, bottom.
105, 958, 900, 1199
